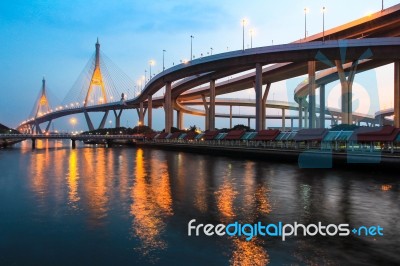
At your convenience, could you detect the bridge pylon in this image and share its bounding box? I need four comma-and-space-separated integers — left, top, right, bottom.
29, 77, 53, 134
84, 38, 107, 107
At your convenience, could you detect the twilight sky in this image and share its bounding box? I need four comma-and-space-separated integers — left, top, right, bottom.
0, 0, 398, 130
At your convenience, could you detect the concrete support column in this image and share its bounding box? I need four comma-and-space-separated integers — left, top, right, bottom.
290, 118, 293, 131
164, 82, 172, 133
201, 95, 209, 130
262, 83, 271, 130
336, 60, 357, 125
229, 105, 233, 129
320, 84, 326, 128
113, 109, 123, 128
84, 111, 95, 131
254, 63, 263, 131
177, 110, 183, 129
282, 108, 286, 131
394, 60, 400, 127
71, 139, 76, 149
308, 61, 316, 128
35, 122, 42, 134
304, 104, 308, 128
45, 120, 52, 133
209, 80, 216, 130
31, 138, 36, 149
98, 111, 109, 129
248, 118, 251, 128
147, 95, 153, 129
139, 102, 144, 125
299, 98, 303, 129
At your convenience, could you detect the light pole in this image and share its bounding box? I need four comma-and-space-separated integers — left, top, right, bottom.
149, 60, 154, 79
144, 70, 147, 84
190, 35, 194, 60
242, 19, 246, 50
70, 117, 77, 133
382, 0, 384, 10
250, 29, 253, 48
162, 50, 166, 71
322, 7, 326, 42
304, 8, 308, 40
210, 47, 213, 55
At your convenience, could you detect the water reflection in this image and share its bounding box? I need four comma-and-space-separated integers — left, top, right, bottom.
214, 161, 270, 266
130, 148, 173, 259
67, 149, 80, 206
12, 143, 398, 265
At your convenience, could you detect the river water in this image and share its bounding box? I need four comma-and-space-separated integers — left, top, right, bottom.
0, 140, 399, 265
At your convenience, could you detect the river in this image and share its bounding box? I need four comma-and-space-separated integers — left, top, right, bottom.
0, 140, 399, 265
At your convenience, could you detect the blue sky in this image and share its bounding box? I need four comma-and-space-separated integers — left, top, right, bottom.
0, 0, 398, 130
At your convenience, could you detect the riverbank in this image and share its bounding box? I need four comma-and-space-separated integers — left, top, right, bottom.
137, 142, 400, 170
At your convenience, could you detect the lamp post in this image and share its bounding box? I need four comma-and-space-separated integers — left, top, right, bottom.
144, 70, 147, 84
149, 60, 154, 79
242, 19, 246, 50
70, 117, 77, 133
304, 8, 308, 40
190, 35, 194, 60
163, 50, 166, 71
250, 29, 254, 48
210, 47, 213, 55
382, 0, 384, 11
322, 7, 326, 42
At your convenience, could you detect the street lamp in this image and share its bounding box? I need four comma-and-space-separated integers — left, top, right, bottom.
304, 8, 309, 40
210, 47, 213, 55
70, 117, 77, 133
149, 60, 155, 79
190, 35, 194, 60
144, 69, 147, 83
163, 50, 166, 71
242, 19, 247, 50
322, 7, 326, 42
249, 29, 254, 48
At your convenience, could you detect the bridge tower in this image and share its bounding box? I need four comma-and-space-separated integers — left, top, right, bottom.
84, 38, 107, 107
35, 77, 51, 118
31, 77, 53, 134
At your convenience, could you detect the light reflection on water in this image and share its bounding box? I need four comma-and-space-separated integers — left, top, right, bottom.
0, 140, 399, 265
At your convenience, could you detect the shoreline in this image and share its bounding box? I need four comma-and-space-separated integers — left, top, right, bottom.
137, 142, 400, 170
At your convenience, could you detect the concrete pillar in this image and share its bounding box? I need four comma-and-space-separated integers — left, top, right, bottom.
254, 63, 263, 131
248, 118, 251, 128
84, 111, 95, 131
98, 111, 109, 129
209, 80, 216, 130
71, 139, 76, 149
201, 94, 209, 130
262, 83, 271, 130
282, 108, 286, 131
113, 109, 123, 128
336, 60, 357, 125
395, 60, 400, 127
308, 61, 316, 128
45, 120, 52, 133
177, 110, 183, 129
320, 84, 326, 128
229, 105, 233, 129
164, 82, 172, 133
139, 102, 144, 125
299, 98, 303, 129
304, 104, 308, 128
35, 123, 43, 134
147, 95, 153, 129
31, 138, 36, 149
291, 118, 293, 131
